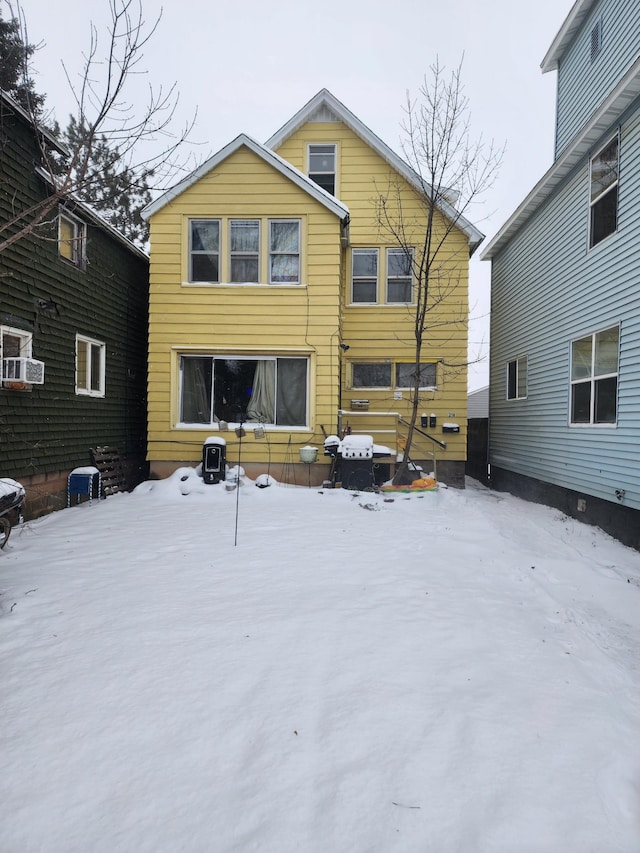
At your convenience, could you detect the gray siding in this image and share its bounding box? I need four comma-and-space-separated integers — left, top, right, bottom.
555, 0, 640, 155
490, 101, 640, 511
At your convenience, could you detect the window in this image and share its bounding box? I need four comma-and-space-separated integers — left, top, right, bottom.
189, 220, 220, 282
589, 135, 618, 248
179, 356, 308, 427
396, 363, 436, 389
308, 144, 336, 195
570, 325, 619, 425
507, 356, 527, 400
269, 221, 300, 283
590, 16, 603, 62
1, 326, 33, 386
76, 335, 105, 397
387, 248, 413, 303
352, 363, 392, 388
230, 220, 259, 283
351, 249, 378, 303
58, 212, 86, 267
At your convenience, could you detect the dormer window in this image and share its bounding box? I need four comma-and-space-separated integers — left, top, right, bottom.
308, 144, 336, 195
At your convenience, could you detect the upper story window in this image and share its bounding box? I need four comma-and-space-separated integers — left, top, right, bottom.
270, 220, 300, 284
58, 211, 86, 268
352, 249, 378, 303
506, 356, 527, 400
570, 325, 619, 425
589, 135, 618, 248
76, 334, 105, 397
308, 144, 336, 195
190, 219, 220, 282
387, 248, 413, 304
230, 220, 260, 283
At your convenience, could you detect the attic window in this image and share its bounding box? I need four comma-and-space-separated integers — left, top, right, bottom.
308, 144, 336, 195
590, 16, 603, 62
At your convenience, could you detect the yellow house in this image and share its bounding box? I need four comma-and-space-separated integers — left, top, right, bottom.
142, 90, 484, 487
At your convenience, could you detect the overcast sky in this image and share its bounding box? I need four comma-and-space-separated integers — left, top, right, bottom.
11, 0, 572, 390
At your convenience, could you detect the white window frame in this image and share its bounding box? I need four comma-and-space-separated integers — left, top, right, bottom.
269, 220, 301, 285
395, 362, 437, 390
58, 210, 86, 268
308, 144, 336, 195
351, 248, 379, 304
351, 361, 392, 388
589, 134, 619, 249
386, 248, 414, 304
76, 334, 105, 397
506, 355, 527, 400
189, 219, 220, 283
1, 326, 33, 387
229, 219, 260, 283
569, 325, 619, 426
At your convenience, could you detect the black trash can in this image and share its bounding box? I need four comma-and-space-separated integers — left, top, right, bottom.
202, 437, 226, 484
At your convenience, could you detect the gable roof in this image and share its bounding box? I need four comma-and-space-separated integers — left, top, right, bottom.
266, 89, 485, 255
141, 133, 350, 221
541, 0, 597, 72
481, 53, 640, 260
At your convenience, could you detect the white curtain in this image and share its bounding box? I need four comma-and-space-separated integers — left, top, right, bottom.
247, 360, 276, 422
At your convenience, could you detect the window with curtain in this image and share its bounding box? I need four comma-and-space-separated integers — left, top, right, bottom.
189, 220, 220, 282
179, 355, 308, 426
269, 221, 300, 283
230, 220, 260, 282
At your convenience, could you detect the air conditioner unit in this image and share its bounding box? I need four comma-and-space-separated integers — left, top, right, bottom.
2, 357, 45, 384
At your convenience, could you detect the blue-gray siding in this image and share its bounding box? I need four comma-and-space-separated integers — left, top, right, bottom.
555, 0, 640, 155
490, 100, 640, 511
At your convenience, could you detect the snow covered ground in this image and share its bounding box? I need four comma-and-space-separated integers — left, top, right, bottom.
1, 470, 639, 853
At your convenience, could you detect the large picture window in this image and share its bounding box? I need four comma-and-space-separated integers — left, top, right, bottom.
269, 221, 300, 284
179, 356, 308, 427
189, 220, 220, 282
589, 135, 619, 248
570, 325, 619, 424
76, 335, 105, 397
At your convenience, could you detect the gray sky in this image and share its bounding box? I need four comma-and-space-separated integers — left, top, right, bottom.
12, 0, 571, 390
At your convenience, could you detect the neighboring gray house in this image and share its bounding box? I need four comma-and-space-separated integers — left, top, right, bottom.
481, 0, 640, 549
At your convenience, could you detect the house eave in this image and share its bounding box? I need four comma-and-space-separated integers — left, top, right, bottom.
540, 0, 598, 72
481, 57, 640, 261
266, 89, 484, 253
0, 90, 69, 155
141, 133, 350, 222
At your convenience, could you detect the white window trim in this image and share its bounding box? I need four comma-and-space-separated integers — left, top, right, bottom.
58, 209, 86, 267
588, 133, 619, 250
269, 219, 301, 285
1, 326, 33, 360
395, 361, 437, 391
230, 219, 260, 284
569, 325, 619, 427
189, 218, 221, 283
351, 248, 379, 304
386, 247, 414, 305
76, 334, 106, 397
307, 143, 337, 194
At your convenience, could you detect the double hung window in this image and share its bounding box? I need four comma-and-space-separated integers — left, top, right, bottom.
230, 220, 259, 283
179, 355, 308, 427
190, 220, 220, 282
270, 221, 300, 283
387, 248, 413, 303
308, 144, 336, 195
351, 249, 378, 303
76, 335, 105, 397
589, 135, 619, 248
570, 325, 619, 424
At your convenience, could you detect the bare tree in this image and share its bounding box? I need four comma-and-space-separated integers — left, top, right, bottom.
0, 0, 195, 252
376, 59, 502, 485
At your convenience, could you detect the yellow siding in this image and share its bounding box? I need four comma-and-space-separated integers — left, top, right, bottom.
274, 122, 470, 466
147, 145, 342, 467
